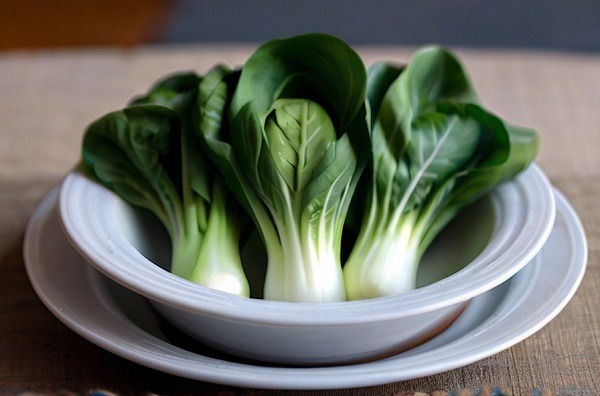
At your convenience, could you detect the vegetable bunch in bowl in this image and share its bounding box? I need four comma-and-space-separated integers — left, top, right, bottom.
81, 33, 538, 303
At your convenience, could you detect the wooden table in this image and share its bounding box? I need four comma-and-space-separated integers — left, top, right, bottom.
1, 45, 598, 395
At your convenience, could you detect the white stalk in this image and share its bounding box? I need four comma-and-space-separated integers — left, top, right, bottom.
344, 210, 421, 300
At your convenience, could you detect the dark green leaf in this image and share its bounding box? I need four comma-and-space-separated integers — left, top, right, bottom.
82, 105, 181, 231
231, 33, 367, 134
130, 71, 200, 106
366, 62, 404, 129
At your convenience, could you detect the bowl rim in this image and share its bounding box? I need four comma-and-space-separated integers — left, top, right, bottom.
58, 163, 555, 326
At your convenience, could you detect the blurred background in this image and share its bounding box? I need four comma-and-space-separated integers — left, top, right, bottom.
1, 0, 599, 52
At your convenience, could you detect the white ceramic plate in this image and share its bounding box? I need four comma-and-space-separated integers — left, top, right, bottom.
24, 186, 586, 390
54, 164, 556, 365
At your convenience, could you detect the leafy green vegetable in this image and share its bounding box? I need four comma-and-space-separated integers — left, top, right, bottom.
82, 72, 251, 297
343, 46, 539, 300
81, 35, 538, 303
197, 34, 370, 302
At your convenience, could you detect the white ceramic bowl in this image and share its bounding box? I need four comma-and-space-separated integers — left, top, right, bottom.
58, 163, 555, 366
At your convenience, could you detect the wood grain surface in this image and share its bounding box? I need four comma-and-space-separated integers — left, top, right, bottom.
0, 46, 598, 395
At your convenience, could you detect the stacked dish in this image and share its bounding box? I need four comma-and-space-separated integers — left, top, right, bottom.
23, 161, 587, 389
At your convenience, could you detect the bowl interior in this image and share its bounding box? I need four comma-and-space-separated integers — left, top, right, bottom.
118, 190, 496, 298
59, 163, 555, 323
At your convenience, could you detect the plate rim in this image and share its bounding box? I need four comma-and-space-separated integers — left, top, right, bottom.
23, 185, 586, 390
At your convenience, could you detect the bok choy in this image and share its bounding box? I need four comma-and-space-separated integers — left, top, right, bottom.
197, 34, 370, 302
343, 47, 539, 300
80, 34, 539, 303
82, 72, 251, 297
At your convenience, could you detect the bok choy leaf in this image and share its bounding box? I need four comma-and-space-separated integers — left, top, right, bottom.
82, 72, 251, 297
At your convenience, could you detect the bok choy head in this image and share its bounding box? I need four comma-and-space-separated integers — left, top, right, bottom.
343, 46, 539, 300
82, 71, 251, 297
197, 34, 370, 302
